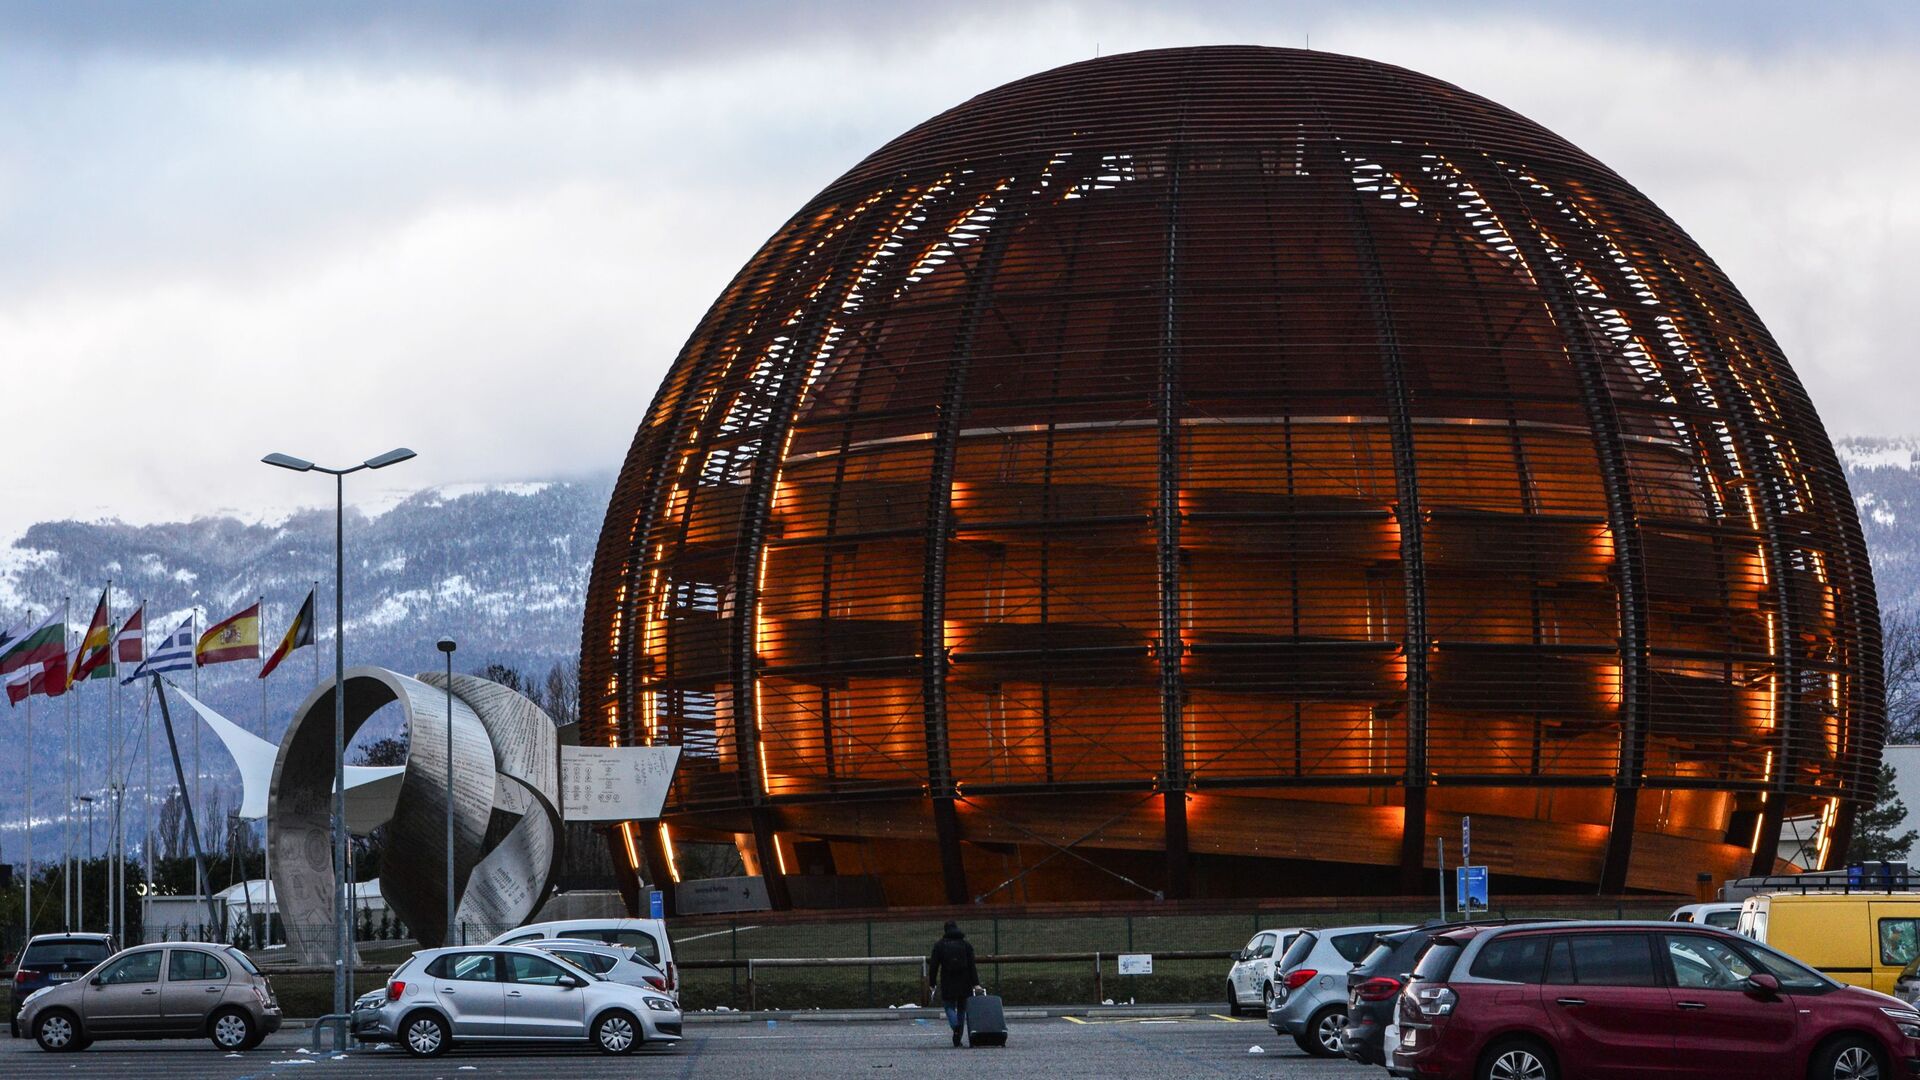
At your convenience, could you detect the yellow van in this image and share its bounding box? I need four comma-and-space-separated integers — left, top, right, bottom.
1739, 892, 1920, 994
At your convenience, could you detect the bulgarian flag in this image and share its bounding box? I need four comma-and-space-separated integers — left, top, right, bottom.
197, 602, 261, 666
259, 589, 314, 679
71, 588, 115, 683
0, 610, 67, 681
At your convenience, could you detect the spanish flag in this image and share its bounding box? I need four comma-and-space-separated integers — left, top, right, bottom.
70, 588, 114, 684
197, 602, 261, 667
259, 590, 314, 679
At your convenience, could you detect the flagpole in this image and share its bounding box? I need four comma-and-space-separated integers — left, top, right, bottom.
106, 579, 115, 943
249, 591, 266, 946
192, 607, 201, 859
63, 594, 72, 932
142, 677, 154, 943
153, 678, 219, 933
24, 607, 34, 940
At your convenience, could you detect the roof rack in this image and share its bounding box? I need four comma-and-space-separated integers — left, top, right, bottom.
1720, 862, 1916, 901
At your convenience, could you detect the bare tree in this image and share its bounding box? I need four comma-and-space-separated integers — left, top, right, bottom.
543, 658, 579, 728
1887, 609, 1920, 744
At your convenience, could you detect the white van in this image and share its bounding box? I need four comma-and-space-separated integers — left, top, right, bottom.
487, 919, 677, 992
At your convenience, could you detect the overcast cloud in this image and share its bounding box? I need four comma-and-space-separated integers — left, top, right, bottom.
1, 1, 1914, 541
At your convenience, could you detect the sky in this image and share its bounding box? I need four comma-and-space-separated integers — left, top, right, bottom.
1, 1, 1914, 541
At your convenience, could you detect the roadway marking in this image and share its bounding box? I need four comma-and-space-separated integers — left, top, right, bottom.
676, 924, 761, 943
1061, 1015, 1219, 1025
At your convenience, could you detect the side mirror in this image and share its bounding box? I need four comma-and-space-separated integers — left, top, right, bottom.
558, 975, 582, 989
1746, 972, 1781, 996
90, 975, 104, 987
1234, 950, 1251, 963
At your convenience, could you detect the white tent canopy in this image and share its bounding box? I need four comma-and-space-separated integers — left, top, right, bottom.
169, 683, 406, 828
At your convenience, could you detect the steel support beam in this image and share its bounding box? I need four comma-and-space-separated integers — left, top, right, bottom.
1341, 152, 1431, 893
1157, 147, 1191, 900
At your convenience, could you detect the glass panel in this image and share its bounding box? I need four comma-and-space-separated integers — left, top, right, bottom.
1665, 935, 1756, 990
1470, 935, 1551, 984
506, 954, 569, 985
100, 951, 163, 985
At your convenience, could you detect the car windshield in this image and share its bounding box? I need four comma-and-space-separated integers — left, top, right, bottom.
21, 939, 111, 968
1703, 910, 1740, 930
1277, 931, 1318, 971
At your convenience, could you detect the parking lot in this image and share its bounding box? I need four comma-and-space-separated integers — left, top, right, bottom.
0, 1015, 1384, 1079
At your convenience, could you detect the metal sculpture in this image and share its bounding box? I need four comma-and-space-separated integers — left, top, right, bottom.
268, 667, 560, 962
581, 46, 1881, 907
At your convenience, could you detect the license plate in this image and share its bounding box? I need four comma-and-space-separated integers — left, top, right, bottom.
50, 973, 77, 982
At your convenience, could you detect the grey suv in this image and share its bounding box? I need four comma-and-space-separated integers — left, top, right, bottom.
17, 942, 280, 1052
1265, 922, 1409, 1057
352, 945, 682, 1056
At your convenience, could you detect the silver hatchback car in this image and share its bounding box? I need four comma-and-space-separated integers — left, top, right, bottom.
1266, 923, 1409, 1057
352, 945, 681, 1057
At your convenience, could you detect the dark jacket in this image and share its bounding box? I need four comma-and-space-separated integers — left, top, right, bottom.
928, 928, 979, 1003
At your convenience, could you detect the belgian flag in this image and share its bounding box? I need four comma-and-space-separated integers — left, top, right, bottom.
259, 590, 315, 679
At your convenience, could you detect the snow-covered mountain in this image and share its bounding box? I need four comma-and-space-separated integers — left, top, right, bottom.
0, 476, 613, 864
1839, 436, 1920, 615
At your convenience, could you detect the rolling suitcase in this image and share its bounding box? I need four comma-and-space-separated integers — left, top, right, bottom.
966, 987, 1008, 1047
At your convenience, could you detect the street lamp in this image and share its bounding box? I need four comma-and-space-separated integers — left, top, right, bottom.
436, 637, 456, 943
77, 794, 95, 931
262, 446, 415, 1035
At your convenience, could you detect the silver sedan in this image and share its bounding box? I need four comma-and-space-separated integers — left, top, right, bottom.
351, 946, 681, 1057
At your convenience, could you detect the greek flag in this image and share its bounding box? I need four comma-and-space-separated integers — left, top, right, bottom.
123, 615, 195, 683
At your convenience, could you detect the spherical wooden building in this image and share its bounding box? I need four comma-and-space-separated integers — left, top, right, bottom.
583, 46, 1881, 909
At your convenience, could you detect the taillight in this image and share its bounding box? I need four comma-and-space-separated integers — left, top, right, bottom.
1285, 968, 1318, 991
666, 962, 678, 992
1358, 976, 1402, 1002
14, 969, 39, 985
1410, 983, 1458, 1018
644, 974, 666, 990
387, 981, 406, 1001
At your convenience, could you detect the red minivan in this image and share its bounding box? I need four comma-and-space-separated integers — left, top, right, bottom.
1392, 921, 1920, 1080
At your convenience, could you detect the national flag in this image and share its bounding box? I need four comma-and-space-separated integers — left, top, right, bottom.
124, 616, 195, 684
197, 602, 260, 666
71, 588, 115, 683
116, 604, 145, 663
0, 613, 27, 655
0, 610, 66, 679
259, 590, 315, 680
5, 659, 65, 706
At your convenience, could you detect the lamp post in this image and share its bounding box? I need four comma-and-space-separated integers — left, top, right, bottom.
77, 794, 95, 931
436, 637, 456, 943
261, 446, 415, 1035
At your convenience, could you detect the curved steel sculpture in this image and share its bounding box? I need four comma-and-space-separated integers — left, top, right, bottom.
581, 46, 1881, 907
269, 667, 561, 961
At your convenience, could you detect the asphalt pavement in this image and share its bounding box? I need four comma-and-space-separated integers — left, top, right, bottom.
1, 1013, 1387, 1078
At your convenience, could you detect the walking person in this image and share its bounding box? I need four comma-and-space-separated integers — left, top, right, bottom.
927, 920, 980, 1047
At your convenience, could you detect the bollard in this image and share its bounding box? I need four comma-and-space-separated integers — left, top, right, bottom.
1093, 951, 1103, 1004
747, 958, 757, 1012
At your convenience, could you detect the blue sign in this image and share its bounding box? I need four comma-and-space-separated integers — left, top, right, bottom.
648, 888, 665, 919
1457, 865, 1489, 912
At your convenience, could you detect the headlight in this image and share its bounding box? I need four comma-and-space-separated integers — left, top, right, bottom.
644, 997, 677, 1012
22, 987, 51, 1006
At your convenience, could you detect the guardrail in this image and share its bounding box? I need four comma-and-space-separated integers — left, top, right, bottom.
709, 949, 1235, 1010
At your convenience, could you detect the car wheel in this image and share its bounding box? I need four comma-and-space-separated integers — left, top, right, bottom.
593, 1009, 640, 1055
1477, 1037, 1557, 1080
208, 1008, 256, 1051
1810, 1036, 1887, 1080
1261, 981, 1276, 1012
1226, 982, 1243, 1017
34, 1009, 82, 1053
1297, 1004, 1345, 1058
402, 1011, 450, 1058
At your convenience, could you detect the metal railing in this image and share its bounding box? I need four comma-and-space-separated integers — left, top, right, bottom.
715, 949, 1235, 1011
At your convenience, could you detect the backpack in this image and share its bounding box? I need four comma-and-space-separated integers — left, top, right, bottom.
938, 939, 972, 982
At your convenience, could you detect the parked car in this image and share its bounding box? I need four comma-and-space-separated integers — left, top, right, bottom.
1392, 920, 1920, 1080
487, 918, 677, 993
532, 939, 671, 993
10, 933, 113, 1037
17, 942, 280, 1053
1266, 922, 1410, 1057
351, 945, 681, 1057
1226, 927, 1304, 1015
1669, 902, 1742, 930
1739, 891, 1920, 994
